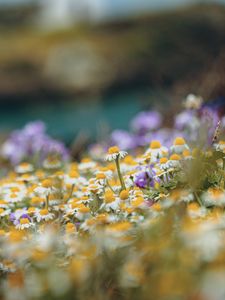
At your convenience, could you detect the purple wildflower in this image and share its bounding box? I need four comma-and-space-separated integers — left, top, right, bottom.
134, 165, 156, 189
111, 130, 136, 150
131, 111, 162, 134
174, 110, 197, 131
1, 121, 69, 165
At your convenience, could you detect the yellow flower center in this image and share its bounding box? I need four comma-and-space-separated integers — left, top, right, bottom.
131, 197, 144, 207
108, 146, 120, 154
152, 203, 161, 212
10, 193, 18, 198
10, 187, 20, 193
81, 158, 91, 163
28, 207, 36, 214
108, 221, 132, 231
42, 179, 53, 188
96, 173, 106, 180
188, 203, 200, 211
159, 157, 168, 164
35, 170, 45, 178
20, 218, 30, 225
0, 208, 5, 214
123, 155, 136, 165
170, 154, 181, 161
66, 223, 76, 233
54, 171, 64, 176
79, 206, 90, 214
9, 230, 25, 242
69, 171, 79, 178
119, 190, 129, 200
209, 188, 223, 198
20, 162, 30, 168
107, 163, 116, 172
174, 137, 186, 146
96, 214, 108, 223
150, 140, 161, 149
183, 150, 191, 157
21, 174, 31, 180
104, 191, 115, 203
40, 209, 49, 216
31, 197, 44, 205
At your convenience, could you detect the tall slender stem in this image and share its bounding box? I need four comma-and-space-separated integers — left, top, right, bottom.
106, 180, 115, 193
194, 191, 202, 206
115, 157, 126, 191
46, 194, 49, 209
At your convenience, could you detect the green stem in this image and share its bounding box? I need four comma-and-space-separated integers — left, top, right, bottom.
46, 194, 49, 209
106, 180, 115, 193
115, 157, 126, 191
194, 191, 203, 207
67, 184, 75, 202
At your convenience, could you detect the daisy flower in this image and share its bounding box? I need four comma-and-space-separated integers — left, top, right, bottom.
130, 196, 146, 209
75, 205, 91, 221
187, 203, 207, 218
105, 146, 127, 162
35, 209, 54, 222
15, 216, 35, 230
145, 140, 168, 162
170, 137, 189, 154
48, 193, 61, 206
30, 196, 45, 207
16, 173, 37, 183
0, 200, 9, 208
215, 140, 225, 153
182, 149, 192, 160
158, 157, 169, 171
15, 162, 34, 174
65, 222, 77, 234
202, 188, 225, 207
100, 190, 121, 212
10, 209, 28, 224
166, 154, 182, 169
64, 170, 87, 186
4, 192, 24, 204
42, 157, 62, 170
119, 189, 130, 201
95, 167, 113, 179
34, 178, 56, 197
88, 179, 104, 195
78, 158, 97, 172
106, 221, 132, 237
0, 208, 11, 217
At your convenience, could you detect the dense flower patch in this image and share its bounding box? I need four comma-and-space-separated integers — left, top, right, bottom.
0, 96, 225, 300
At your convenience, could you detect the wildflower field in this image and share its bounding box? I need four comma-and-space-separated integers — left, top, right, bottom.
0, 95, 225, 300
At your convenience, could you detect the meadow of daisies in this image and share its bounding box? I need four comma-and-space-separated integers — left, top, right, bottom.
0, 95, 225, 300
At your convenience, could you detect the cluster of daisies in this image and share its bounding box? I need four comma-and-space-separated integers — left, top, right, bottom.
0, 127, 225, 300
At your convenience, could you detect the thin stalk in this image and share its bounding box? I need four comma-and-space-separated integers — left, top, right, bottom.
115, 157, 126, 191
67, 184, 75, 202
106, 180, 115, 193
194, 191, 203, 206
46, 194, 49, 209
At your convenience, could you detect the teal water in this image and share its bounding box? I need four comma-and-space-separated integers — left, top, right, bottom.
0, 88, 156, 142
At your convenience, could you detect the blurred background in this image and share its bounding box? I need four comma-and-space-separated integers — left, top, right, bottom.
1, 0, 225, 145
